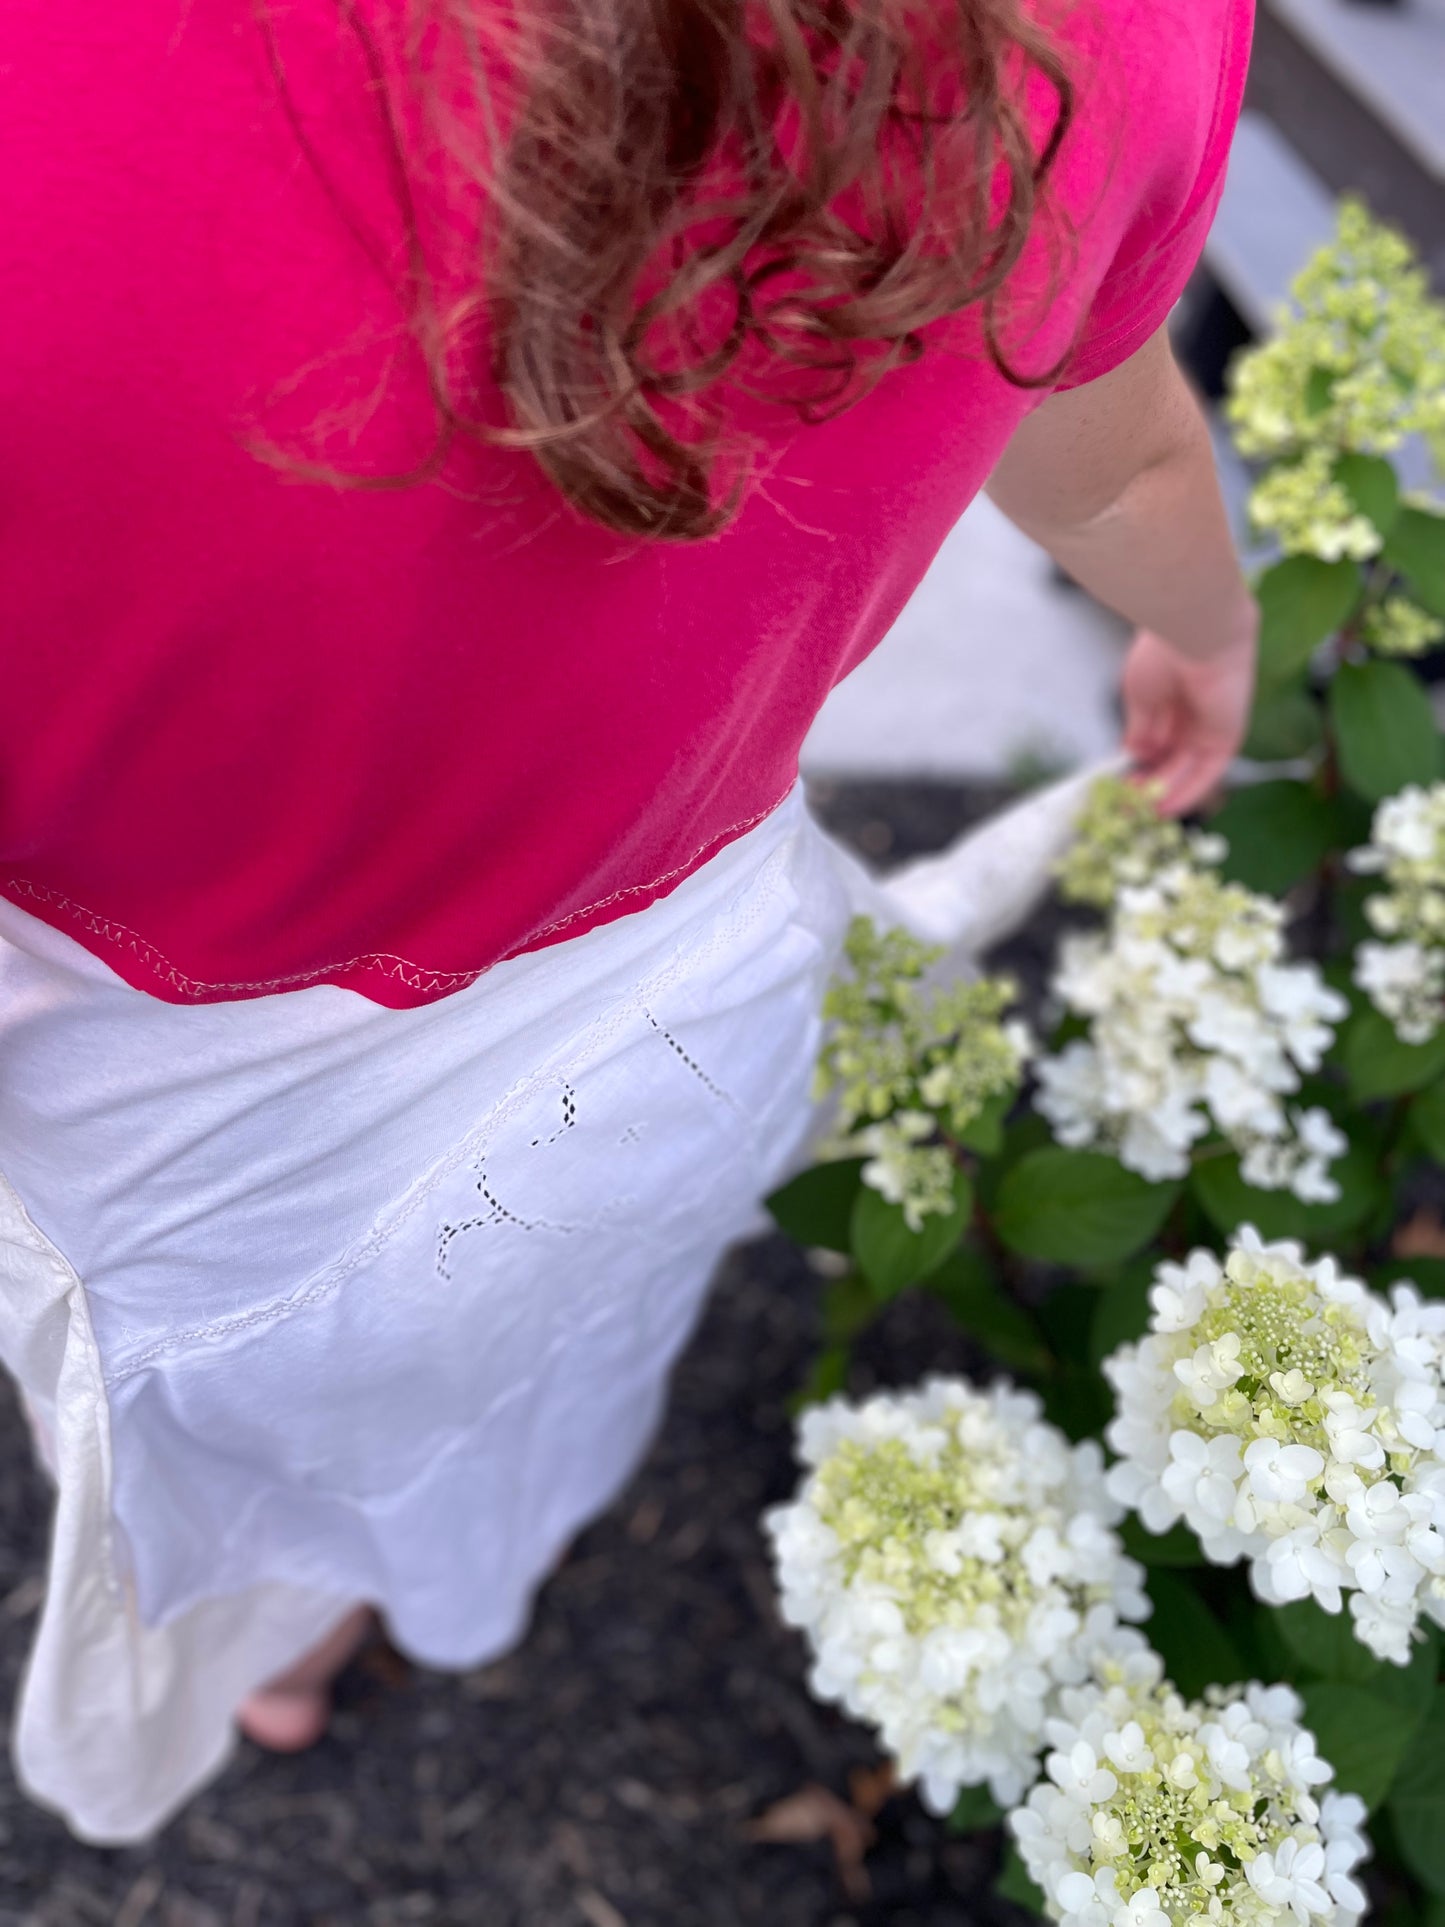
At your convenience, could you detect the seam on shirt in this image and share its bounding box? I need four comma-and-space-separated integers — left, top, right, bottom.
0, 788, 792, 1004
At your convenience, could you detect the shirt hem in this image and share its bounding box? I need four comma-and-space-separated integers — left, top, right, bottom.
0, 786, 797, 1011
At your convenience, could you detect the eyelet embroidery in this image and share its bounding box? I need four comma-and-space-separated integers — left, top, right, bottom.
530, 1084, 576, 1147
435, 1153, 581, 1279
644, 1009, 726, 1102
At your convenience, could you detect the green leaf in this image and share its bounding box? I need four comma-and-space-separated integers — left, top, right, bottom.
1037, 1281, 1099, 1356
1041, 1364, 1114, 1444
1330, 659, 1442, 803
1374, 1256, 1445, 1300
1145, 1570, 1243, 1699
820, 1270, 879, 1346
995, 1843, 1046, 1914
1342, 1005, 1445, 1101
1373, 1628, 1440, 1714
1383, 505, 1445, 621
851, 1168, 972, 1300
1250, 1598, 1294, 1681
1243, 682, 1325, 763
1089, 1257, 1157, 1368
1191, 1139, 1383, 1242
767, 1159, 865, 1252
1304, 366, 1336, 417
994, 1149, 1179, 1268
1336, 451, 1401, 540
1276, 1596, 1439, 1698
1275, 1597, 1378, 1684
1392, 1692, 1445, 1892
1121, 1517, 1205, 1568
955, 1087, 1011, 1159
1039, 1290, 1116, 1442
1212, 780, 1339, 895
788, 1344, 850, 1414
927, 1247, 1052, 1374
1392, 1899, 1445, 1927
977, 1112, 1053, 1215
1256, 555, 1363, 686
1411, 1079, 1445, 1164
948, 1784, 1003, 1833
1301, 1681, 1418, 1812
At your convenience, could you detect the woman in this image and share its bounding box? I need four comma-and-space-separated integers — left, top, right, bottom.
0, 0, 1257, 1841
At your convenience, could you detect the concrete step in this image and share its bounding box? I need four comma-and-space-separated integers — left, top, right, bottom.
1193, 109, 1438, 501
1264, 0, 1445, 185
1203, 110, 1340, 337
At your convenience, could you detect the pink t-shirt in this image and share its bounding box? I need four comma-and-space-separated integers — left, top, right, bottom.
0, 0, 1251, 1007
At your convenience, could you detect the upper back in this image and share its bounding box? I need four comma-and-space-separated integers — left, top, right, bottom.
0, 0, 1252, 1005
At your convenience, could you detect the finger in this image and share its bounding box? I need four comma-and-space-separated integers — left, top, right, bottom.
1179, 738, 1238, 813
1121, 680, 1174, 762
1125, 699, 1183, 772
1149, 745, 1215, 817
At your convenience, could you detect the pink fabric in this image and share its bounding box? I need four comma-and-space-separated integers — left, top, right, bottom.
0, 0, 1251, 1007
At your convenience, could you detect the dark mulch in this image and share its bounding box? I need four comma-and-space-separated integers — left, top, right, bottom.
0, 783, 1039, 1927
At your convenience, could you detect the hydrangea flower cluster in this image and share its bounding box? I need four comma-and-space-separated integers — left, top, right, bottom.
1104, 1228, 1445, 1663
1011, 1656, 1370, 1927
764, 1378, 1151, 1811
815, 917, 1029, 1228
1348, 782, 1445, 1043
1361, 594, 1445, 660
1246, 450, 1380, 565
1226, 200, 1445, 566
1054, 778, 1225, 912
1036, 853, 1348, 1197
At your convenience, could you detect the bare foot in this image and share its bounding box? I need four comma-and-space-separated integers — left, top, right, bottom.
237, 1606, 375, 1752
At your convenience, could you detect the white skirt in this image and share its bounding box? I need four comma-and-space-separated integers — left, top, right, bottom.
0, 768, 1108, 1844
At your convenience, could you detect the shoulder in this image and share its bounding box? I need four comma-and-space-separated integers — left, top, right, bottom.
1036, 0, 1254, 386
1057, 0, 1254, 201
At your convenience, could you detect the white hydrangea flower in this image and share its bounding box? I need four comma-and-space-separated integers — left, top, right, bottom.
1245, 446, 1382, 564
1349, 783, 1445, 1043
1105, 1227, 1445, 1662
852, 1111, 957, 1231
764, 1378, 1151, 1812
1035, 863, 1348, 1197
1362, 594, 1445, 660
1010, 1658, 1370, 1927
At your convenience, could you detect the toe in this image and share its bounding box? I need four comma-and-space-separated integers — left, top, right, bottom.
237, 1689, 330, 1753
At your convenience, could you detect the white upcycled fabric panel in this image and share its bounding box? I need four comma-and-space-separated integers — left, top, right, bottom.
0, 767, 1110, 1843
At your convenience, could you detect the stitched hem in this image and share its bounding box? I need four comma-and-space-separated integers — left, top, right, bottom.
0, 787, 795, 1006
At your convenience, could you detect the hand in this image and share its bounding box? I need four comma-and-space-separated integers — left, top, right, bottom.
1121, 621, 1258, 816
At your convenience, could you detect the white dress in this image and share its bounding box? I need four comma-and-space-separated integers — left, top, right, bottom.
0, 767, 1109, 1844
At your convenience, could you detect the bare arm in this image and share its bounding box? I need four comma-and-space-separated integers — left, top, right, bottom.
986, 325, 1258, 813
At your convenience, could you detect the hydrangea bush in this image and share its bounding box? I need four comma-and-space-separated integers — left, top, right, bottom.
762, 206, 1445, 1925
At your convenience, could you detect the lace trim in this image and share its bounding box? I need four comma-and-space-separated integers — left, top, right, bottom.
0, 789, 792, 1004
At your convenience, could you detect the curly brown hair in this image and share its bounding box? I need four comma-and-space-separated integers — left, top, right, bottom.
258, 0, 1075, 540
